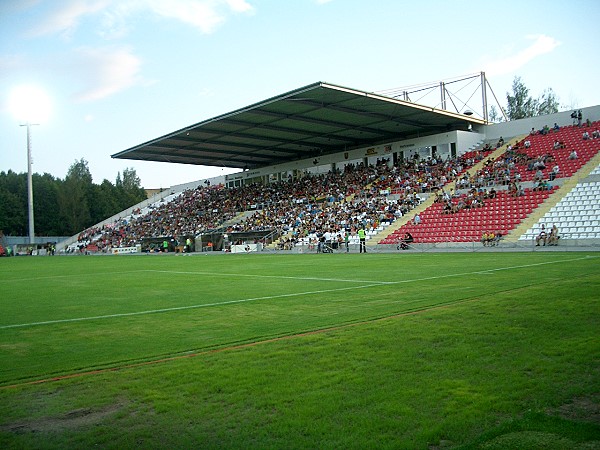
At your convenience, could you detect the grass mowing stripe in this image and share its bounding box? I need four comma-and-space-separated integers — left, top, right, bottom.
0, 287, 507, 389
391, 254, 599, 284
2, 255, 596, 330
0, 283, 384, 330
5, 270, 594, 390
1, 269, 150, 283
144, 269, 394, 284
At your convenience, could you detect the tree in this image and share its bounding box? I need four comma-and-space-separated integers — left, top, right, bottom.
58, 159, 93, 234
116, 167, 147, 210
1, 161, 148, 237
121, 167, 141, 192
505, 76, 560, 120
66, 158, 93, 186
506, 77, 538, 120
537, 88, 560, 116
488, 105, 504, 123
89, 180, 120, 224
0, 171, 27, 235
33, 173, 63, 235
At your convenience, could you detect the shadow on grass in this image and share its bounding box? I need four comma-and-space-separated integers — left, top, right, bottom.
454, 398, 600, 450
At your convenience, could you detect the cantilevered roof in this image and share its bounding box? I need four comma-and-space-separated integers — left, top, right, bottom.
112, 81, 486, 170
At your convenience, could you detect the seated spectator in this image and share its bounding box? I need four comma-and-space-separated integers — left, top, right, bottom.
534, 180, 549, 191
530, 127, 536, 135
524, 139, 531, 148
569, 150, 578, 160
483, 230, 500, 246
550, 165, 560, 181
413, 213, 422, 225
441, 200, 453, 214
547, 225, 559, 246
583, 131, 590, 140
534, 169, 544, 182
493, 231, 503, 246
536, 225, 547, 246
496, 136, 504, 147
592, 129, 600, 139
552, 122, 560, 132
481, 231, 490, 247
399, 231, 413, 250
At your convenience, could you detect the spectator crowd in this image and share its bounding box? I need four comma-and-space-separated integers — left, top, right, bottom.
75, 153, 484, 252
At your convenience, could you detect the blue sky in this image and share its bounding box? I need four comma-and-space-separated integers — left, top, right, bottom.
1, 0, 599, 189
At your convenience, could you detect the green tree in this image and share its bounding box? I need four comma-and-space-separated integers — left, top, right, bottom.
116, 167, 147, 209
537, 88, 560, 116
58, 159, 93, 234
488, 105, 504, 123
1, 162, 147, 237
33, 173, 62, 235
0, 171, 27, 235
505, 76, 560, 120
89, 180, 120, 224
506, 77, 538, 120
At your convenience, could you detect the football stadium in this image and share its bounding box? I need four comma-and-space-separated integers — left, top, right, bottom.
1, 76, 599, 448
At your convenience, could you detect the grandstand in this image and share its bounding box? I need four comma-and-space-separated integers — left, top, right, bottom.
57, 79, 600, 254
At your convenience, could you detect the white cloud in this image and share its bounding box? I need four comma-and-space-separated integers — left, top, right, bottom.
29, 0, 112, 38
144, 0, 254, 33
28, 0, 254, 37
0, 54, 26, 75
483, 34, 561, 77
145, 0, 225, 34
224, 0, 253, 13
72, 46, 143, 102
16, 0, 254, 103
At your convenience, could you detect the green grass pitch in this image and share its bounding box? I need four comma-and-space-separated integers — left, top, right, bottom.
1, 252, 599, 448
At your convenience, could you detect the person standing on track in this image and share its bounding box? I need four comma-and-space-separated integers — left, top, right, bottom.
358, 227, 367, 253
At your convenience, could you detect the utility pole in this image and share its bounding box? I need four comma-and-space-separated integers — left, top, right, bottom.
20, 122, 39, 245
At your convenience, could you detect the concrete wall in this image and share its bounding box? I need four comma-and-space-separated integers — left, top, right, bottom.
484, 105, 600, 141
5, 236, 69, 246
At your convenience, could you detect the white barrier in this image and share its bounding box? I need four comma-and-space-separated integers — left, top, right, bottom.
231, 243, 263, 253
112, 246, 139, 255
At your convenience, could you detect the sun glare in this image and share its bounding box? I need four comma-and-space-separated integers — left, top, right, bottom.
8, 84, 52, 124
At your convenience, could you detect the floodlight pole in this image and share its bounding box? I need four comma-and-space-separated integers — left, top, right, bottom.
20, 122, 38, 245
481, 72, 489, 122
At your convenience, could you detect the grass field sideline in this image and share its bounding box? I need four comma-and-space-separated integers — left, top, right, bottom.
1, 252, 599, 448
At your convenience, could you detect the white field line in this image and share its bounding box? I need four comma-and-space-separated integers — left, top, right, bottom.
392, 255, 599, 284
144, 269, 394, 285
1, 255, 596, 330
0, 284, 383, 330
2, 270, 150, 283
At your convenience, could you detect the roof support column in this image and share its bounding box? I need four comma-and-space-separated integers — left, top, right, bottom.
481, 72, 488, 122
440, 82, 446, 111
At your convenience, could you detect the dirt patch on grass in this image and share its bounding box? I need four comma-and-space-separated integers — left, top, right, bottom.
548, 396, 600, 424
1, 402, 125, 434
477, 430, 575, 449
